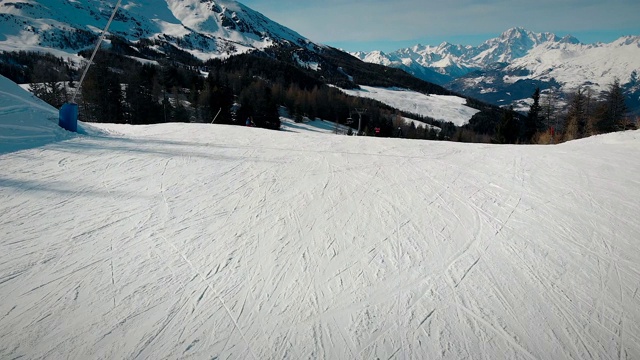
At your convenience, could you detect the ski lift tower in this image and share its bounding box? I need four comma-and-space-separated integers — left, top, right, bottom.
354, 108, 367, 135
59, 0, 122, 132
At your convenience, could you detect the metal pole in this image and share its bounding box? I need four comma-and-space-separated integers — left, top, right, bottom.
355, 108, 366, 135
211, 108, 222, 124
71, 0, 122, 103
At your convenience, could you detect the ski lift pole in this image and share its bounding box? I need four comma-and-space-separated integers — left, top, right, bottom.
60, 0, 121, 132
355, 108, 366, 135
211, 108, 222, 124
71, 0, 122, 103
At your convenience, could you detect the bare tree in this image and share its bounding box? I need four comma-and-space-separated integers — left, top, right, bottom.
564, 87, 587, 139
541, 87, 560, 131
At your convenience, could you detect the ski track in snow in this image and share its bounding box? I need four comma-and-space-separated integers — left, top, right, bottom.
1, 117, 640, 359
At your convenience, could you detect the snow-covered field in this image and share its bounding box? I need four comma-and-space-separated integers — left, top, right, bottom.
338, 86, 480, 126
1, 75, 640, 359
280, 117, 351, 135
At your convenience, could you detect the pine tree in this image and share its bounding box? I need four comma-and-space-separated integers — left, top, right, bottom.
407, 121, 417, 139
198, 73, 234, 124
494, 107, 519, 144
596, 79, 627, 133
125, 64, 162, 124
29, 59, 68, 108
237, 80, 280, 130
426, 127, 439, 140
81, 58, 124, 123
524, 87, 543, 143
584, 88, 597, 136
170, 86, 190, 123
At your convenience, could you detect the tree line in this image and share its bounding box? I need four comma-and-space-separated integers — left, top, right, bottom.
456, 81, 635, 144
1, 48, 457, 137
0, 47, 634, 143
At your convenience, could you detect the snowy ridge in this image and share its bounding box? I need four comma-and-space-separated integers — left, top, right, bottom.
352, 27, 640, 107
472, 27, 574, 65
2, 75, 640, 359
507, 35, 640, 91
0, 0, 317, 60
351, 28, 576, 82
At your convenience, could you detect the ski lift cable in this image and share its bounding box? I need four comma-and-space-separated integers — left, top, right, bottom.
71, 0, 123, 103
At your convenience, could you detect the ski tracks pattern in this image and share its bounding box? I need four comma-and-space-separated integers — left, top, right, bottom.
1, 127, 639, 359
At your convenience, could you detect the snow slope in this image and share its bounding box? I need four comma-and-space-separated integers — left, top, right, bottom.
1, 77, 640, 359
338, 85, 480, 126
0, 75, 71, 154
280, 117, 351, 135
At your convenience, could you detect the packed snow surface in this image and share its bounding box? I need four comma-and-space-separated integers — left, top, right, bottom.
1, 76, 640, 359
280, 117, 351, 135
339, 86, 479, 126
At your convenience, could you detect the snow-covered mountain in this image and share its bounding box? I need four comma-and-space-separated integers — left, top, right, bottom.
353, 28, 640, 112
0, 0, 318, 60
506, 35, 640, 92
352, 28, 576, 83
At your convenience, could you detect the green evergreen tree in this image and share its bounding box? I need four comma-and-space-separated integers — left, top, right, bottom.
495, 107, 519, 144
170, 86, 190, 123
29, 59, 69, 108
198, 73, 234, 124
125, 64, 162, 124
597, 79, 627, 133
524, 87, 543, 143
237, 81, 280, 130
81, 58, 124, 123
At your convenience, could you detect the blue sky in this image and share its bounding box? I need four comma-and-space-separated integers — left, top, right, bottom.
241, 0, 640, 52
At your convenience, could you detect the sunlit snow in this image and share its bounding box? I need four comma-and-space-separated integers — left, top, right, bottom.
1, 76, 640, 359
339, 86, 480, 126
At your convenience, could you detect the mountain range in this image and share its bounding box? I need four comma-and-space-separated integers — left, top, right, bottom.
352, 28, 581, 83
1, 1, 638, 115
352, 27, 640, 112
